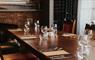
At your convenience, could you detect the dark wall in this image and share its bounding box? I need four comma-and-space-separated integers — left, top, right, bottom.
0, 0, 40, 28
0, 0, 78, 30
0, 11, 39, 28
40, 0, 49, 26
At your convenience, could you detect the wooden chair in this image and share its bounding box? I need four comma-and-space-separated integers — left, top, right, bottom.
63, 20, 76, 34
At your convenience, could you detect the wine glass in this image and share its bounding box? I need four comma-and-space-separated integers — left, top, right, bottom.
54, 24, 57, 34
34, 20, 40, 35
39, 26, 49, 52
24, 18, 33, 35
48, 26, 58, 51
77, 35, 90, 60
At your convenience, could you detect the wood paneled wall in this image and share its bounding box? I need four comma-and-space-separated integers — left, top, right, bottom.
0, 11, 39, 28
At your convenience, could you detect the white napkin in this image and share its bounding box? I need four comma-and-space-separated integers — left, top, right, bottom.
19, 35, 37, 40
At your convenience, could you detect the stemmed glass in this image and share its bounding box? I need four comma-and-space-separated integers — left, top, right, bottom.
39, 26, 49, 52
76, 37, 84, 60
41, 26, 48, 40
24, 24, 30, 36
24, 18, 32, 36
34, 20, 40, 35
76, 35, 90, 60
54, 24, 57, 34
48, 26, 58, 51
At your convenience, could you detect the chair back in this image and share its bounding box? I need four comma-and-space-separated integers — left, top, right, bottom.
63, 20, 76, 33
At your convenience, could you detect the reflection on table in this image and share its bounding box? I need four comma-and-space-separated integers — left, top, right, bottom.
9, 29, 71, 60
0, 29, 50, 60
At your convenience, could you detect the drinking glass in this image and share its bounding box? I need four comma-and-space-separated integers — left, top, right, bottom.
54, 24, 57, 34
77, 35, 90, 60
24, 24, 30, 36
34, 20, 40, 34
39, 26, 49, 52
24, 18, 33, 36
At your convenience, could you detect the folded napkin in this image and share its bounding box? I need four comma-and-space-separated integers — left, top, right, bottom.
9, 28, 22, 32
62, 33, 75, 36
19, 35, 37, 40
42, 50, 69, 57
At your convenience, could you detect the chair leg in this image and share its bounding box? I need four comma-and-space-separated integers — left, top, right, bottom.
72, 20, 76, 34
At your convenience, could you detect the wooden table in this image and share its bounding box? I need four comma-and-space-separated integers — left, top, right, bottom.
59, 33, 78, 55
3, 52, 39, 60
9, 29, 70, 57
0, 29, 51, 60
42, 50, 69, 57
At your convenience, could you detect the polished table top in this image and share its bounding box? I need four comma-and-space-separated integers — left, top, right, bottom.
6, 28, 79, 60
3, 52, 39, 60
0, 29, 50, 60
8, 29, 70, 56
